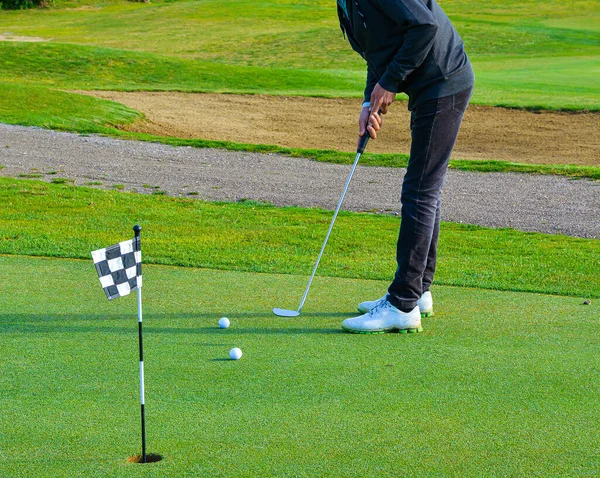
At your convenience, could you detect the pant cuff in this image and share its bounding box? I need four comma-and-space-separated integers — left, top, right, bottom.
387, 294, 417, 313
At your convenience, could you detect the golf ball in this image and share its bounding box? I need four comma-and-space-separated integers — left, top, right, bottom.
218, 317, 230, 329
229, 347, 242, 360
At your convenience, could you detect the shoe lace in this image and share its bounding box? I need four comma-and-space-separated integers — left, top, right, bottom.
369, 297, 390, 316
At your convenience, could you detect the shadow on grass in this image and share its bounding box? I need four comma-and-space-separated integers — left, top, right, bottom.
0, 310, 352, 321
0, 312, 349, 335
213, 311, 353, 319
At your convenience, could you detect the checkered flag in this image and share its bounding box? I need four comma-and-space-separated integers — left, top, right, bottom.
91, 236, 142, 300
91, 226, 150, 462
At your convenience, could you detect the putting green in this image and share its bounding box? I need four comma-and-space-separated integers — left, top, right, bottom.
1, 255, 598, 477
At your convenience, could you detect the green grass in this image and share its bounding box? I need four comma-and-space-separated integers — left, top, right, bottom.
0, 177, 598, 299
0, 81, 142, 132
0, 4, 597, 470
0, 0, 598, 109
471, 55, 600, 110
49, 177, 74, 184
0, 254, 598, 477
0, 42, 363, 97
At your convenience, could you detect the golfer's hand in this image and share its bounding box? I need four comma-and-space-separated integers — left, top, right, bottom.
358, 106, 382, 147
370, 83, 396, 115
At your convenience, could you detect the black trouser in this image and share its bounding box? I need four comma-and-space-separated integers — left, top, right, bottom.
387, 87, 473, 312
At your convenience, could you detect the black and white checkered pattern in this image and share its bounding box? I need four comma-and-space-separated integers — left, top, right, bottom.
91, 237, 142, 300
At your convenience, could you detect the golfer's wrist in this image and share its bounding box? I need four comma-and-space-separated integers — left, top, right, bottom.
361, 101, 370, 109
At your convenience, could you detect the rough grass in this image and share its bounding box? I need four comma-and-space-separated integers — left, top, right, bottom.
0, 177, 598, 299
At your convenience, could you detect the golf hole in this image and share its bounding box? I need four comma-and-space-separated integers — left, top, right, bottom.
126, 453, 163, 464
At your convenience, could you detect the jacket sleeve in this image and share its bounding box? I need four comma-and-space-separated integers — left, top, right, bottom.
364, 65, 379, 103
373, 0, 439, 92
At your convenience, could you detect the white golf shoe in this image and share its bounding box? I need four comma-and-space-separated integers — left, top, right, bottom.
417, 291, 433, 317
357, 291, 434, 317
342, 299, 422, 334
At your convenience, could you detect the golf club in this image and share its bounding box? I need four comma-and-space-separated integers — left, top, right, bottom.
273, 130, 371, 317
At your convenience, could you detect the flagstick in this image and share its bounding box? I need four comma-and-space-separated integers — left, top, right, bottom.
133, 225, 146, 464
137, 287, 146, 463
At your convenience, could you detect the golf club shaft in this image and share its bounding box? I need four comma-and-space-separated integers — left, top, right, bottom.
296, 134, 369, 312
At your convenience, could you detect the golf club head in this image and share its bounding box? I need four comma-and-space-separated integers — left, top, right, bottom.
273, 308, 300, 317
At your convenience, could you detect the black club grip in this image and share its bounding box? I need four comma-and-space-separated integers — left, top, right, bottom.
357, 110, 382, 154
357, 132, 369, 154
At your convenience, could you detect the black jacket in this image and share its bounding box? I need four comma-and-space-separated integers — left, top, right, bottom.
338, 0, 474, 109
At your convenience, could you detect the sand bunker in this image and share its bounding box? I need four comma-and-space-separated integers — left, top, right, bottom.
84, 91, 599, 166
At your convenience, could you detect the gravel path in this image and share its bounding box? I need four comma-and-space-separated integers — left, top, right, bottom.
1, 123, 598, 238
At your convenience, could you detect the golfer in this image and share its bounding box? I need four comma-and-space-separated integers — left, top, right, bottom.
338, 0, 474, 333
